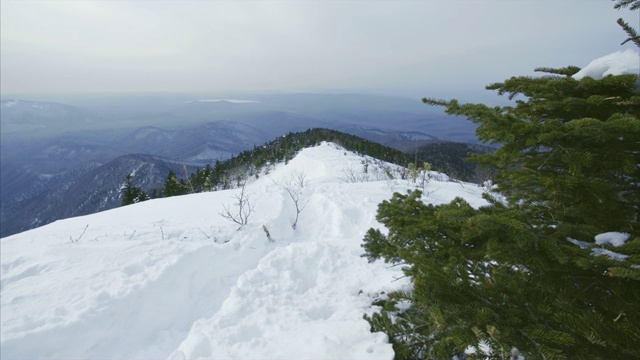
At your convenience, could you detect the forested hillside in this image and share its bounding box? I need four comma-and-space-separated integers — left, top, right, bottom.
138, 128, 493, 202
140, 128, 412, 199
413, 141, 495, 182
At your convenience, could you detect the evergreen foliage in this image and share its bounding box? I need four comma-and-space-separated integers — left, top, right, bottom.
163, 170, 188, 197
424, 68, 640, 234
614, 1, 639, 46
613, 0, 640, 10
155, 128, 411, 198
413, 141, 495, 182
364, 190, 640, 358
121, 173, 149, 206
362, 4, 640, 358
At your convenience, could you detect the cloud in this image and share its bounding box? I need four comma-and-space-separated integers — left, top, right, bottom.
1, 1, 637, 97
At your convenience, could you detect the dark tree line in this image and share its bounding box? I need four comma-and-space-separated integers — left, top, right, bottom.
413, 141, 495, 182
138, 128, 412, 201
121, 127, 498, 208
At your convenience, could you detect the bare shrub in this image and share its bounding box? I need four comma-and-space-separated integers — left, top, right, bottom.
219, 182, 254, 230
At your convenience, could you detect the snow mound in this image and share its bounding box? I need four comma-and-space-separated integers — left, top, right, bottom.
1, 142, 489, 359
572, 49, 640, 80
595, 232, 631, 247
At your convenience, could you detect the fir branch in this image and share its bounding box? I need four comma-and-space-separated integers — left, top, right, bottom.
421, 97, 450, 107
534, 66, 581, 76
617, 18, 640, 47
386, 262, 408, 269
613, 0, 640, 11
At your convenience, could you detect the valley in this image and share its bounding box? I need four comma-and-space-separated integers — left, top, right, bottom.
0, 93, 479, 237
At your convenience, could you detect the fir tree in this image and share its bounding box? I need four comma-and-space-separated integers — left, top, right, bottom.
121, 173, 149, 206
363, 4, 640, 358
425, 67, 639, 235
163, 170, 187, 197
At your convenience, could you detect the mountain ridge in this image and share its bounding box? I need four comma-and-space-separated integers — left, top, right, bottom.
1, 128, 489, 237
0, 141, 489, 359
1, 154, 198, 237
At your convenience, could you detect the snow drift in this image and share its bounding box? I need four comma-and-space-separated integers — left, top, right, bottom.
572, 48, 639, 80
1, 142, 489, 359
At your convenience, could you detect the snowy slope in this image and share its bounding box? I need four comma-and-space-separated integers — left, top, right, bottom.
1, 142, 489, 359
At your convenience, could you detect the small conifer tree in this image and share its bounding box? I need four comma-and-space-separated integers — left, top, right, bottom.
121, 173, 149, 206
163, 171, 187, 197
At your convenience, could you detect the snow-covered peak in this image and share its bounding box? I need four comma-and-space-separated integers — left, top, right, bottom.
572, 49, 640, 80
1, 142, 488, 359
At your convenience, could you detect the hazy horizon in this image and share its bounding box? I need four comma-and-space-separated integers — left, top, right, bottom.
2, 1, 637, 102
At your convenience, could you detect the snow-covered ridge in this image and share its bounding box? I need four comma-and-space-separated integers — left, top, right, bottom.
1, 142, 489, 359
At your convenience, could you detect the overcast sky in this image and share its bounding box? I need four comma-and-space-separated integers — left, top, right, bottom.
1, 0, 637, 100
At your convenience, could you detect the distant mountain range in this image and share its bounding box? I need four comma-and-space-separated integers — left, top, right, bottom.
1, 154, 196, 237
0, 99, 100, 136
1, 93, 482, 237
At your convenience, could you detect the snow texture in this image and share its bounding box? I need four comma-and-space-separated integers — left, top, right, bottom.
594, 232, 631, 247
572, 49, 640, 80
591, 248, 629, 261
592, 232, 632, 261
1, 142, 489, 359
568, 232, 632, 262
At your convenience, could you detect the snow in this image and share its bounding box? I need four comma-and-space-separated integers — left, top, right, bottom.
568, 232, 632, 262
594, 232, 630, 247
592, 232, 631, 261
592, 248, 629, 261
1, 142, 489, 359
572, 49, 640, 80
